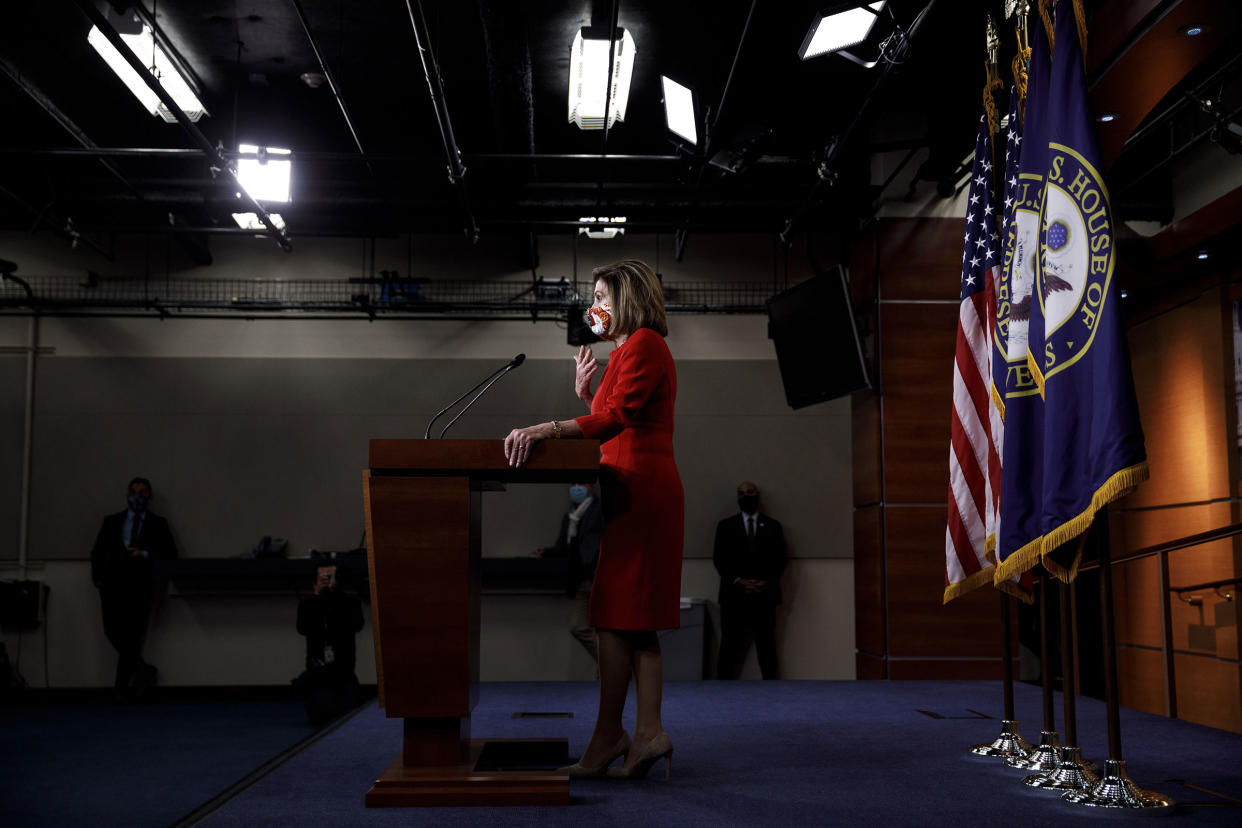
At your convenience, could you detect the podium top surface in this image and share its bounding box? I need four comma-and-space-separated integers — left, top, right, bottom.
369, 439, 600, 482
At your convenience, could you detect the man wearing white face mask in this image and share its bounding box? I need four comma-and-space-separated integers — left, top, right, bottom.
537, 482, 605, 664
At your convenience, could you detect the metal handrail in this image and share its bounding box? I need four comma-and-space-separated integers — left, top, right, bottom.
1075, 520, 1242, 574
1170, 575, 1241, 594
1090, 518, 1242, 722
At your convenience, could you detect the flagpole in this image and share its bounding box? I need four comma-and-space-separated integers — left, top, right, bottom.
1001, 592, 1014, 720
1006, 573, 1061, 770
1023, 576, 1098, 789
965, 12, 1035, 764
1063, 509, 1175, 812
968, 592, 1034, 759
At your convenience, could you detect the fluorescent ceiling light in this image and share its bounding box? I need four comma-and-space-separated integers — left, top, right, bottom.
87, 24, 206, 122
578, 216, 626, 239
661, 76, 697, 146
579, 226, 624, 240
799, 2, 886, 60
232, 212, 286, 230
237, 144, 292, 203
568, 28, 636, 130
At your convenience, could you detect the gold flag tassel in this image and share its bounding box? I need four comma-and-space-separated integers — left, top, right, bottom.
1038, 0, 1056, 51
1009, 1, 1032, 118
983, 14, 1003, 137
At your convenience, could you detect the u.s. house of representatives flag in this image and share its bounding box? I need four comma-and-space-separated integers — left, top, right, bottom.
944, 105, 1003, 603
995, 18, 1051, 585
1029, 0, 1147, 579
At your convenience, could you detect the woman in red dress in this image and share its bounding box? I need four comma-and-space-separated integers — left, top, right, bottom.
504, 259, 683, 780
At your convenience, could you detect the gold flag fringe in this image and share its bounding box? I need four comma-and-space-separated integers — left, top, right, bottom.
1026, 349, 1046, 399
994, 532, 1043, 585
1038, 460, 1149, 582
992, 461, 1149, 586
944, 565, 997, 604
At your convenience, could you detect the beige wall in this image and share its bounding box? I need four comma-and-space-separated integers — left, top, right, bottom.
0, 230, 856, 686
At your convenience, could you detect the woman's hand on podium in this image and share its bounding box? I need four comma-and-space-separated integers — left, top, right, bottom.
504, 422, 550, 468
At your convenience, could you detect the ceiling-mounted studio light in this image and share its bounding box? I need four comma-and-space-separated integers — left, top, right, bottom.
661, 76, 698, 147
232, 212, 286, 230
578, 216, 627, 239
86, 8, 206, 123
799, 2, 886, 61
568, 27, 636, 130
236, 144, 292, 203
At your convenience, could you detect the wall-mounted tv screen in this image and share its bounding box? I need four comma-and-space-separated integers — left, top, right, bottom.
766, 265, 871, 409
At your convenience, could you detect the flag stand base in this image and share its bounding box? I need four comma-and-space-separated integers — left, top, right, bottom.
1022, 746, 1098, 790
969, 720, 1033, 759
1061, 759, 1175, 813
1005, 730, 1061, 770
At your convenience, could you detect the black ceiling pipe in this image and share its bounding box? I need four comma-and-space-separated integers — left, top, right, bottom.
0, 183, 112, 260
0, 57, 140, 199
677, 0, 760, 260
593, 0, 622, 212
782, 0, 939, 236
0, 147, 699, 164
288, 0, 372, 175
0, 61, 214, 265
71, 0, 291, 252
403, 0, 478, 241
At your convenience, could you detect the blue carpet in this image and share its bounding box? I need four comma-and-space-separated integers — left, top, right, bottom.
0, 698, 314, 828
197, 681, 1242, 827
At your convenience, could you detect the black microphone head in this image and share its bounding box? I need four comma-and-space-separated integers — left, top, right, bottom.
510, 353, 526, 367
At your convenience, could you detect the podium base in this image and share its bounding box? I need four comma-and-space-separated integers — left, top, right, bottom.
366, 738, 570, 807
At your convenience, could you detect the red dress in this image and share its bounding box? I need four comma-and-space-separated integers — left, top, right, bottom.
574, 327, 684, 631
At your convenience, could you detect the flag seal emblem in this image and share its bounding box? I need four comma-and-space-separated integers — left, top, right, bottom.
1036, 143, 1114, 384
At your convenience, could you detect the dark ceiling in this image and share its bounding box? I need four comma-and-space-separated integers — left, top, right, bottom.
0, 1, 1238, 257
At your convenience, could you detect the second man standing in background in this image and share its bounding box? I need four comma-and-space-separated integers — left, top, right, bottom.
714, 481, 787, 680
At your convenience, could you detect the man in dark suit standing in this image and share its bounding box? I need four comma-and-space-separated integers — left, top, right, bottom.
714, 480, 787, 680
90, 477, 177, 698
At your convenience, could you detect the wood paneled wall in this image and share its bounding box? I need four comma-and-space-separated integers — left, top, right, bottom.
852, 218, 1016, 681
1114, 286, 1242, 733
852, 219, 1242, 730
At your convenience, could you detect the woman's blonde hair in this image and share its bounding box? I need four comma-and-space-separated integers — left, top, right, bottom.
592, 259, 668, 337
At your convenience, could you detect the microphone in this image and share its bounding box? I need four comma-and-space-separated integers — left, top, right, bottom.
424, 354, 525, 439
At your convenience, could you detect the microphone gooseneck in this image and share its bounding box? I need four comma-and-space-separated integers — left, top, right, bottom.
438, 354, 525, 438
424, 354, 526, 439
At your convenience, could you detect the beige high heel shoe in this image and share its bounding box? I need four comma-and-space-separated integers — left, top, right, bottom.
606, 732, 673, 780
558, 730, 631, 779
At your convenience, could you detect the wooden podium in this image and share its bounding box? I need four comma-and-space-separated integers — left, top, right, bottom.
361, 439, 599, 807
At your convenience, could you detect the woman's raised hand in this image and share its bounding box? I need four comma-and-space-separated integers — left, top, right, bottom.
575, 345, 598, 405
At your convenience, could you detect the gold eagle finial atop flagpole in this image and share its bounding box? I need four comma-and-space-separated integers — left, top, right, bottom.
1009, 1, 1032, 119
984, 14, 1004, 136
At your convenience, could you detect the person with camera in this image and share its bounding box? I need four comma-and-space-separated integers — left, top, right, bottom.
294, 565, 365, 725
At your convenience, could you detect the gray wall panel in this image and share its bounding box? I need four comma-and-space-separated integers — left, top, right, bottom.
0, 357, 24, 559
26, 357, 850, 562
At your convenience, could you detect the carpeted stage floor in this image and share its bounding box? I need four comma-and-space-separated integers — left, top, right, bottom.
5, 681, 1242, 826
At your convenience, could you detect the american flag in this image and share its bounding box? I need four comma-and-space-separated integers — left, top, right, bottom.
944, 108, 1003, 603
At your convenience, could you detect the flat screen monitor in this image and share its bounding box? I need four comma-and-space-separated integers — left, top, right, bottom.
766, 265, 871, 409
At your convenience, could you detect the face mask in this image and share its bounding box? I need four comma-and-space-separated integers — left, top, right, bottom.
569, 485, 589, 504
587, 305, 613, 338
128, 495, 149, 513
738, 495, 759, 514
